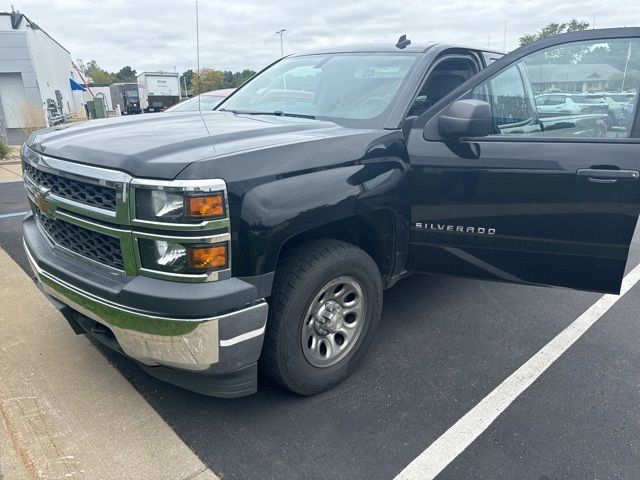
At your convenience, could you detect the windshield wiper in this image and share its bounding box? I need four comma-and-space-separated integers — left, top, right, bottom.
273, 111, 316, 119
218, 108, 316, 119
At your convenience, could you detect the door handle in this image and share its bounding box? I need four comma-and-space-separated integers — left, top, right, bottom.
576, 168, 640, 183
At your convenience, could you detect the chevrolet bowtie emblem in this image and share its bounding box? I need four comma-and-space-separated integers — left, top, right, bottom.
34, 186, 55, 217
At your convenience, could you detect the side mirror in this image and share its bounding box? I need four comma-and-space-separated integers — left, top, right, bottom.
437, 99, 492, 139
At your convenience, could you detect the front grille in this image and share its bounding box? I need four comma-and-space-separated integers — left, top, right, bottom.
36, 212, 124, 270
24, 161, 117, 210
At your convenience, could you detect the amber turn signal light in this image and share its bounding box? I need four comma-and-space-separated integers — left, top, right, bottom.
185, 194, 225, 218
188, 244, 228, 270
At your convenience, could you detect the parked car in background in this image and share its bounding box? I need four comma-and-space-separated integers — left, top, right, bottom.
622, 98, 638, 128
568, 94, 610, 112
166, 89, 235, 112
603, 92, 636, 122
569, 94, 619, 126
535, 94, 582, 115
602, 92, 636, 106
535, 92, 634, 130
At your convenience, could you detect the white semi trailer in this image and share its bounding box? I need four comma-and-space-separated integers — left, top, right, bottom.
137, 72, 181, 112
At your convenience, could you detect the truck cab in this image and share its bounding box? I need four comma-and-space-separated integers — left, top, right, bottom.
22, 28, 640, 397
110, 83, 142, 115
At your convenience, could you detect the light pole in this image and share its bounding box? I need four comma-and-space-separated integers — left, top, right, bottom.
276, 29, 286, 57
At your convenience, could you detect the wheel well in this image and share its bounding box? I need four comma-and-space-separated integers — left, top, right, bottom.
276, 211, 396, 283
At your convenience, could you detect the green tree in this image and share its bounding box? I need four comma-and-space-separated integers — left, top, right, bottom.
191, 68, 225, 94
75, 58, 87, 75
223, 70, 235, 88
180, 69, 194, 94
233, 69, 255, 87
521, 20, 595, 66
116, 66, 137, 82
608, 70, 640, 91
519, 19, 590, 46
581, 41, 640, 72
85, 60, 116, 84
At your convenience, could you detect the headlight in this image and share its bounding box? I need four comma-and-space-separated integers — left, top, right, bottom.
135, 189, 226, 223
138, 239, 228, 274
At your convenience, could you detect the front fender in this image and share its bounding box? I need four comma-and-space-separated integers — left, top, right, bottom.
236, 159, 408, 276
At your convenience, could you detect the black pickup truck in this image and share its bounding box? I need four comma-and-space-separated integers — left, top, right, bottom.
22, 28, 640, 397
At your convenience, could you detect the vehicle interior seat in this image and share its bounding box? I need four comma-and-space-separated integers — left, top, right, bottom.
406, 57, 477, 120
408, 73, 466, 117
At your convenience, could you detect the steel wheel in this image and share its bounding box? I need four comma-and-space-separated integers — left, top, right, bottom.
301, 275, 366, 368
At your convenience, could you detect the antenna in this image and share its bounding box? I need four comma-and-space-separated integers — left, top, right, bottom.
396, 35, 411, 49
196, 1, 201, 112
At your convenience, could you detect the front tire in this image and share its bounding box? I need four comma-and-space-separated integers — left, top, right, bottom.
261, 239, 383, 395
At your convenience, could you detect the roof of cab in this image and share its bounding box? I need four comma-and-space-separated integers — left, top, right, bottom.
290, 43, 504, 56
296, 43, 436, 54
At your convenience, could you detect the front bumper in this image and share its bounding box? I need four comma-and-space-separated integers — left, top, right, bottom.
23, 215, 270, 397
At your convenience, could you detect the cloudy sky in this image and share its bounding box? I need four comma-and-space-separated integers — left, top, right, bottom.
9, 0, 640, 74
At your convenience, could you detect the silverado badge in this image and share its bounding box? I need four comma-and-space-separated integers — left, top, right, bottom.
415, 222, 496, 235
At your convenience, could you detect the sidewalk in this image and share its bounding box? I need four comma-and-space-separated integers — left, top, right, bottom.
0, 247, 218, 480
0, 162, 21, 182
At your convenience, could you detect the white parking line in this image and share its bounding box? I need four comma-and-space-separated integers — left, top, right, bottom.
395, 262, 640, 480
0, 210, 28, 220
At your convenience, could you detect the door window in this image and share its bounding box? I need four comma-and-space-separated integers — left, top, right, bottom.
470, 37, 640, 139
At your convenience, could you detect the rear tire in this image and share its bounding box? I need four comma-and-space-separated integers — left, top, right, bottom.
261, 239, 383, 395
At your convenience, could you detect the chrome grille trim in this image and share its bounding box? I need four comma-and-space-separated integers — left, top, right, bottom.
22, 146, 232, 283
22, 147, 132, 224
23, 161, 117, 210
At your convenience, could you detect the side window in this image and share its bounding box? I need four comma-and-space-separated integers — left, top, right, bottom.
471, 64, 541, 135
488, 65, 534, 127
471, 37, 640, 139
536, 95, 549, 105
544, 95, 565, 106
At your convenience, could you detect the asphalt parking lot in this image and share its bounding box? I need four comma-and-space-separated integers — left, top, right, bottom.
1, 179, 639, 480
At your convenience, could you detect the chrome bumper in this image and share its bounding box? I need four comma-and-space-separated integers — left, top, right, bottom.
24, 241, 268, 372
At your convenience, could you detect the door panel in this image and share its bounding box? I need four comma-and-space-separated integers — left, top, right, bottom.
409, 140, 640, 293
408, 29, 640, 294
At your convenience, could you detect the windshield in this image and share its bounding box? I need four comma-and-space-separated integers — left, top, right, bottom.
166, 94, 226, 112
217, 53, 419, 126
125, 89, 139, 98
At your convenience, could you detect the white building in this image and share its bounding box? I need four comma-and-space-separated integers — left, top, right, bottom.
0, 11, 84, 143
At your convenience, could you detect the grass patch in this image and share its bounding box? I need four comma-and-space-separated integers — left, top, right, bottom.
0, 139, 9, 160
10, 101, 46, 137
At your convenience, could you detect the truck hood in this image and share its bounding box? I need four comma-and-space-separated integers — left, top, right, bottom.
27, 112, 344, 180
